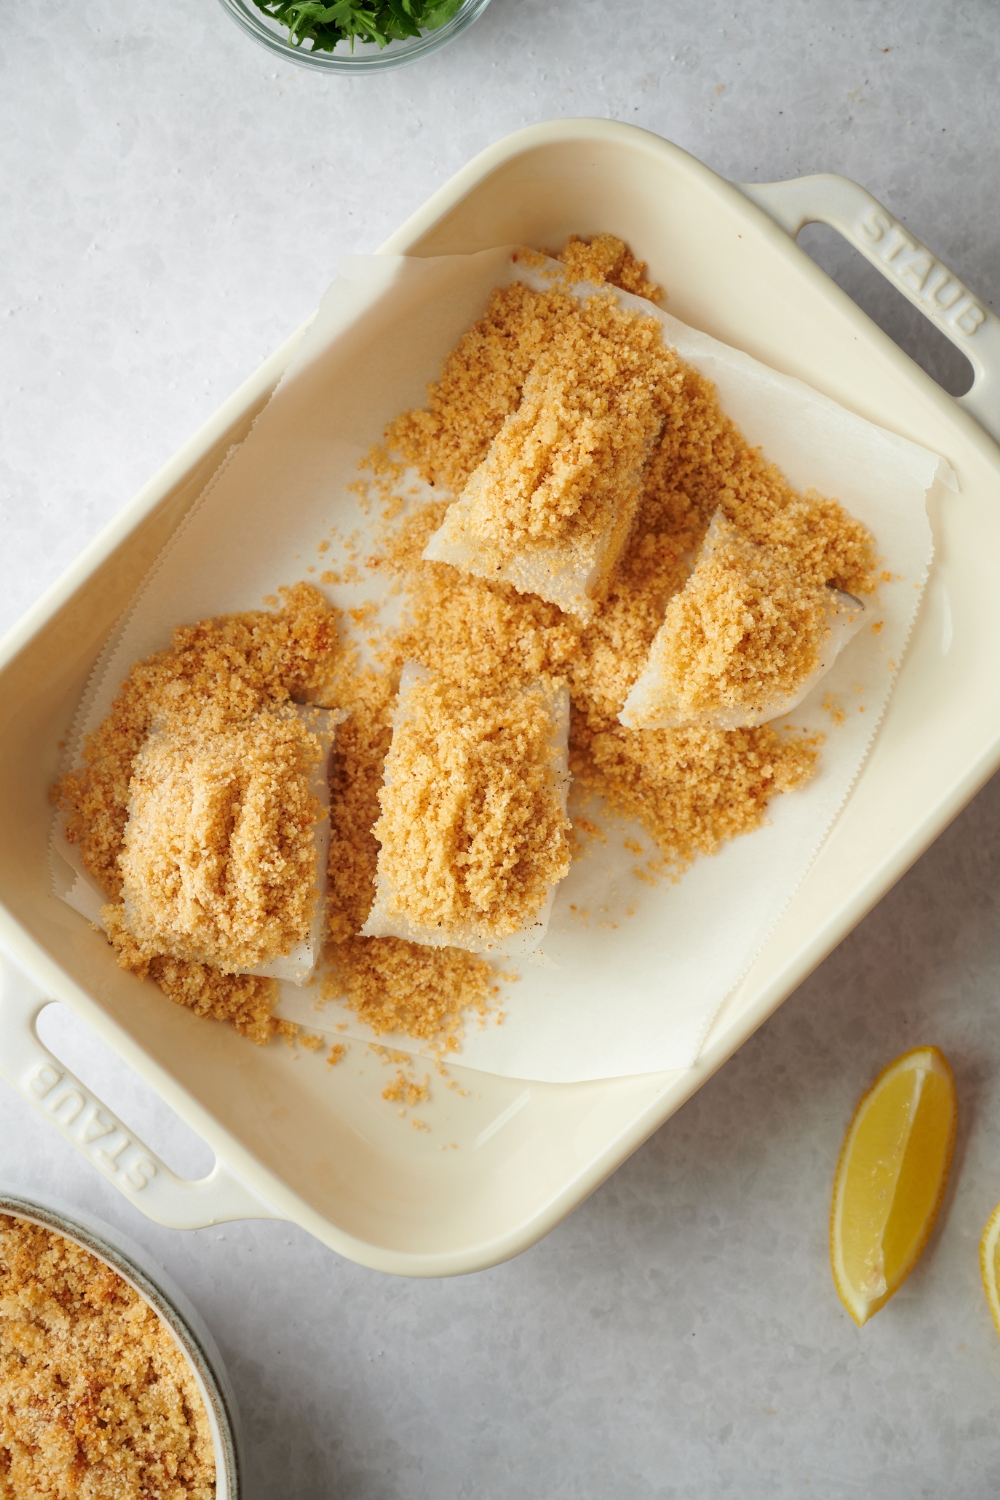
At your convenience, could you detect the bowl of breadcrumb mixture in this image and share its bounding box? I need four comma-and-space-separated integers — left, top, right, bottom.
0, 1190, 239, 1499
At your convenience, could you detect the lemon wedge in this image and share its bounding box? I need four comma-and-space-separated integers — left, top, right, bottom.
980, 1202, 1000, 1337
831, 1046, 957, 1325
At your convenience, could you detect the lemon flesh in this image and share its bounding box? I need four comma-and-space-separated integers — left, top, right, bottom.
831, 1046, 957, 1326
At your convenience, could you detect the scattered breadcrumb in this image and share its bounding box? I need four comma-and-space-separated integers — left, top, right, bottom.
320, 661, 501, 1049
0, 1214, 214, 1500
381, 1069, 430, 1105
101, 904, 290, 1046
554, 232, 663, 302
322, 936, 498, 1049
326, 1043, 346, 1067
822, 692, 847, 727
56, 584, 340, 900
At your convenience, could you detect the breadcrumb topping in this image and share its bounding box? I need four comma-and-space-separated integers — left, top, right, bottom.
116, 710, 325, 972
371, 234, 874, 879
55, 584, 340, 1042
323, 934, 497, 1047
320, 661, 500, 1043
57, 583, 340, 900
424, 293, 681, 617
0, 1214, 214, 1500
54, 232, 875, 1055
368, 672, 570, 944
623, 514, 839, 727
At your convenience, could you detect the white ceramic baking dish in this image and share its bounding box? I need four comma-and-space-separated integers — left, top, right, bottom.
0, 1186, 241, 1497
2, 120, 999, 1277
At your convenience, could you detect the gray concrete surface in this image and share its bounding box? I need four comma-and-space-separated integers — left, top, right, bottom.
2, 3, 1000, 1496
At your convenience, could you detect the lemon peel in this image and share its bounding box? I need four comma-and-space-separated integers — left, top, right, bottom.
979, 1200, 1000, 1339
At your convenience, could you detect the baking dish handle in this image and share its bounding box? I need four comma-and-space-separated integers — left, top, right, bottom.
0, 954, 284, 1231
738, 173, 1000, 446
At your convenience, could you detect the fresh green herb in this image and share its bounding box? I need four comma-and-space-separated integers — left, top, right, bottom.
249, 0, 466, 52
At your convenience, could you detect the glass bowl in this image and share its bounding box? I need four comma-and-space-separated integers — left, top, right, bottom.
216, 0, 493, 72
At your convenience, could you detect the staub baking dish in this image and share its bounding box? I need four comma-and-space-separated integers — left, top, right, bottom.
2, 120, 999, 1276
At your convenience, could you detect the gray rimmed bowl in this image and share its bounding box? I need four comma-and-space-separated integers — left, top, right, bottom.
0, 1187, 241, 1499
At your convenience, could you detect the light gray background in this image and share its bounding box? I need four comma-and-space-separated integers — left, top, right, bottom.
3, 3, 1000, 1496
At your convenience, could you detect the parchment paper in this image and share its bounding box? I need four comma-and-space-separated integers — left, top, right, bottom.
51, 246, 954, 1082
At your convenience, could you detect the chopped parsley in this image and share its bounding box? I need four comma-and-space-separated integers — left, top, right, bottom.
249, 0, 467, 52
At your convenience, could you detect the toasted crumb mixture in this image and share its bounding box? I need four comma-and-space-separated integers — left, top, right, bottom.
627, 515, 837, 726
102, 904, 293, 1046
115, 710, 324, 973
57, 584, 340, 901
371, 673, 570, 942
553, 233, 663, 302
55, 233, 875, 1056
371, 233, 875, 877
0, 1214, 214, 1500
385, 279, 565, 499
320, 661, 499, 1044
55, 584, 340, 1042
323, 935, 497, 1047
431, 293, 680, 608
55, 580, 499, 1049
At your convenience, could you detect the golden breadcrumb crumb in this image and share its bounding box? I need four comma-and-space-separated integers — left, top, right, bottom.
474, 299, 667, 545
324, 665, 396, 944
322, 935, 497, 1047
384, 278, 563, 498
823, 692, 847, 726
0, 1214, 214, 1500
57, 584, 341, 901
569, 720, 819, 869
319, 657, 501, 1046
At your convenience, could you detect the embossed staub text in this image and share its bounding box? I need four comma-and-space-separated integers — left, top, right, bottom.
856, 206, 986, 337
26, 1061, 158, 1191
